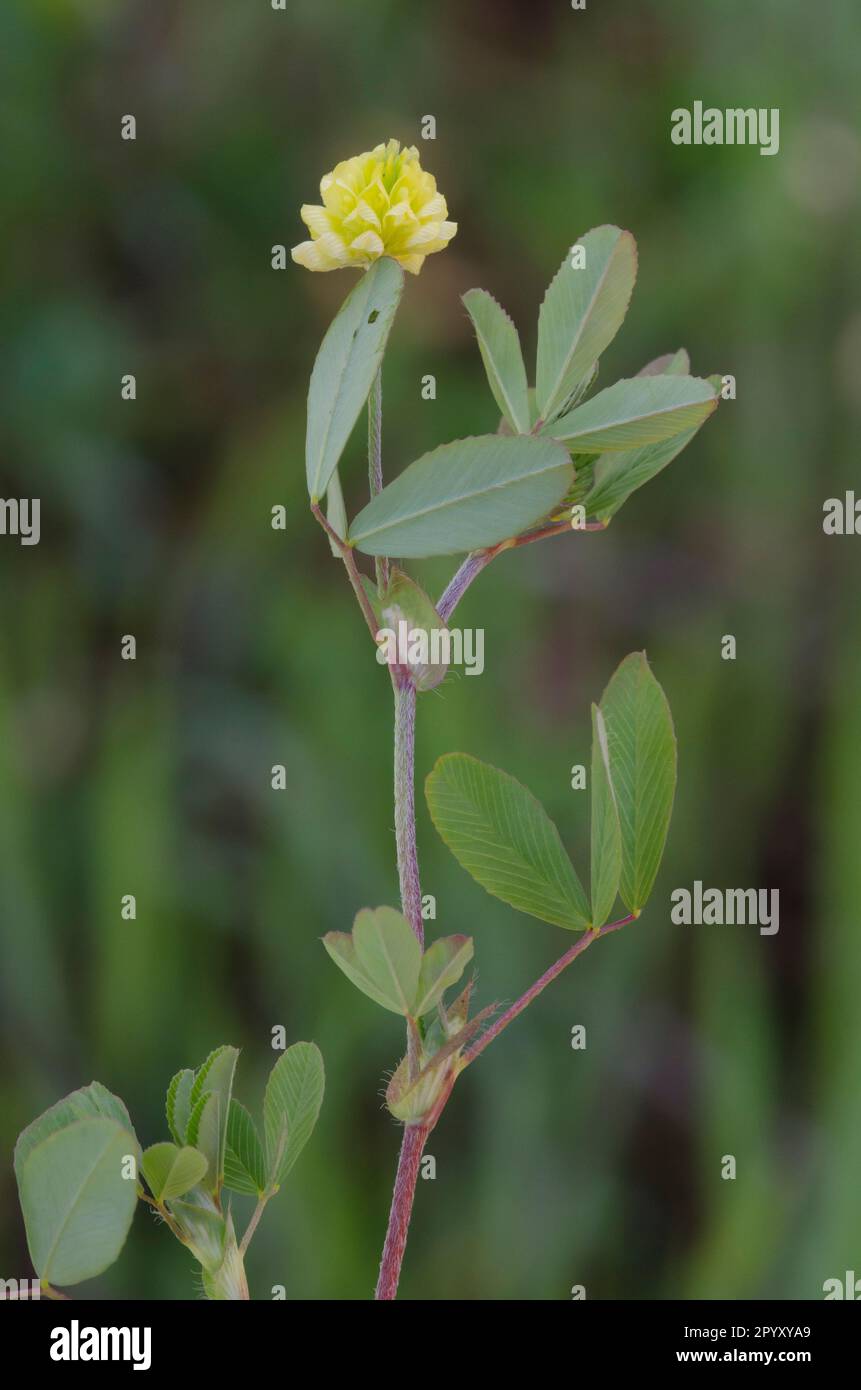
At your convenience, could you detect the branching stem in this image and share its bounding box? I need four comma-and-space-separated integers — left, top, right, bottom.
319, 406, 616, 1299
463, 913, 637, 1066
311, 501, 380, 641
437, 519, 606, 621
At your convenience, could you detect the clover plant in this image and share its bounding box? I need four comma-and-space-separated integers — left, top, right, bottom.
295, 139, 719, 1298
14, 1042, 324, 1299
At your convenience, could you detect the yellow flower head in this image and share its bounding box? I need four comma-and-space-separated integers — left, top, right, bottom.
292, 138, 457, 275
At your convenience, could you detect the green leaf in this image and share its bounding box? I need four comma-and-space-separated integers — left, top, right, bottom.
585, 422, 707, 522
186, 1093, 219, 1185
305, 257, 404, 500
589, 704, 622, 928
544, 375, 717, 453
425, 753, 591, 930
14, 1081, 137, 1180
637, 348, 690, 377
263, 1041, 325, 1190
166, 1069, 194, 1146
189, 1046, 239, 1195
17, 1116, 138, 1286
599, 652, 677, 913
348, 434, 573, 558
224, 1100, 267, 1197
325, 467, 348, 558
463, 289, 531, 434
324, 906, 421, 1015
372, 567, 450, 691
142, 1142, 208, 1202
414, 936, 474, 1017
536, 226, 637, 422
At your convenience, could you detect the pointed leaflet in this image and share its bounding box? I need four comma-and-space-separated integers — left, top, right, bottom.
536, 226, 637, 422
186, 1093, 220, 1195
413, 936, 474, 1017
463, 289, 531, 434
544, 375, 717, 453
585, 420, 708, 522
263, 1042, 325, 1190
590, 704, 622, 928
166, 1069, 194, 1146
224, 1099, 267, 1197
348, 434, 573, 558
142, 1142, 208, 1202
188, 1046, 239, 1194
425, 754, 591, 930
305, 257, 404, 500
599, 653, 676, 913
17, 1116, 138, 1286
637, 348, 690, 377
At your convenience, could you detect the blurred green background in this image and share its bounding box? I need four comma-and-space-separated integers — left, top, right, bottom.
1, 0, 860, 1300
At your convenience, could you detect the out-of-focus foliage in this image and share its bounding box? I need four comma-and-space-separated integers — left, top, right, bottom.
1, 0, 859, 1299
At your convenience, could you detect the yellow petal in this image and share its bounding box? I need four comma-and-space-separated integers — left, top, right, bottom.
342, 199, 382, 232
292, 232, 350, 271
417, 193, 448, 220
348, 229, 385, 261
397, 253, 426, 275
291, 240, 327, 270
300, 204, 333, 238
383, 199, 417, 231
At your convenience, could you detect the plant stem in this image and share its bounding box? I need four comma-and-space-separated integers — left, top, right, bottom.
368, 369, 389, 594
239, 1194, 270, 1257
311, 501, 380, 641
463, 913, 637, 1066
375, 1123, 429, 1300
437, 549, 494, 622
375, 674, 427, 1300
393, 677, 423, 946
437, 521, 606, 622
138, 1190, 186, 1242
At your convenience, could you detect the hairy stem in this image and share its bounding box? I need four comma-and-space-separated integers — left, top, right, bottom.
375, 676, 426, 1300
437, 549, 494, 622
464, 913, 637, 1066
139, 1190, 186, 1242
393, 678, 423, 946
368, 369, 388, 594
375, 1124, 428, 1300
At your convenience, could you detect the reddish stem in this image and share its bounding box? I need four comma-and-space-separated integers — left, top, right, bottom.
310, 502, 380, 641
464, 913, 636, 1065
437, 520, 606, 621
375, 1124, 429, 1300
